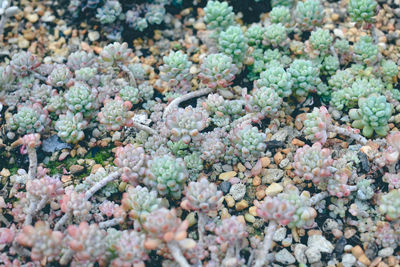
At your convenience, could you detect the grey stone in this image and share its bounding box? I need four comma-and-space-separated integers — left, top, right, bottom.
307, 235, 334, 253
341, 254, 356, 267
378, 247, 394, 257
305, 247, 321, 264
294, 244, 307, 264
275, 248, 295, 265
262, 169, 284, 184
273, 227, 287, 242
271, 127, 290, 142
229, 183, 246, 201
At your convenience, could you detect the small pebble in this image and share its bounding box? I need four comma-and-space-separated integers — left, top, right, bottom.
342, 254, 356, 267
305, 247, 321, 264
224, 195, 235, 208
378, 247, 394, 258
219, 181, 231, 194
275, 248, 296, 264
273, 227, 287, 242
244, 213, 255, 223
235, 199, 248, 211
282, 235, 292, 247
294, 244, 308, 264
265, 183, 283, 196
229, 183, 246, 201
219, 171, 237, 181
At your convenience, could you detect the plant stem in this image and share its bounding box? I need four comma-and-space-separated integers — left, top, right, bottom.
253, 221, 277, 267
27, 147, 37, 180
163, 87, 212, 119
328, 125, 367, 145
167, 241, 191, 267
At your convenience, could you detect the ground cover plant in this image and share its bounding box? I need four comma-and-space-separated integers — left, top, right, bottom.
0, 0, 399, 266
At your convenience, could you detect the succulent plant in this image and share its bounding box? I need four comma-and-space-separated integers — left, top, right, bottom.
288, 59, 321, 97
67, 51, 96, 71
321, 55, 340, 76
61, 189, 92, 222
278, 185, 317, 229
16, 221, 63, 262
8, 103, 51, 134
75, 67, 99, 86
215, 216, 248, 244
96, 0, 122, 24
181, 177, 223, 213
66, 222, 107, 265
199, 130, 226, 163
271, 0, 295, 7
255, 196, 295, 226
97, 96, 134, 131
46, 64, 73, 87
348, 0, 377, 23
293, 142, 334, 185
160, 50, 193, 90
122, 185, 162, 223
144, 4, 165, 25
203, 0, 235, 33
263, 23, 287, 48
64, 82, 97, 117
378, 189, 400, 221
255, 66, 292, 98
142, 208, 189, 247
353, 35, 378, 65
118, 85, 141, 105
269, 6, 291, 24
144, 154, 189, 198
114, 145, 146, 185
350, 94, 392, 137
55, 111, 88, 144
328, 69, 355, 91
334, 39, 351, 54
198, 53, 239, 89
245, 24, 265, 47
111, 230, 149, 266
100, 42, 131, 66
309, 28, 332, 54
10, 51, 40, 77
244, 86, 282, 118
165, 106, 209, 144
218, 25, 248, 67
229, 122, 267, 161
75, 167, 118, 197
295, 0, 324, 32
381, 60, 399, 81
303, 106, 331, 144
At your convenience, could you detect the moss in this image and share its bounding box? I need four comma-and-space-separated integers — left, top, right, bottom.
86, 146, 114, 165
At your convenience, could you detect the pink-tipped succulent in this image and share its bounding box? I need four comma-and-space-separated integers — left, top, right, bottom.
254, 196, 295, 226
16, 221, 63, 262
60, 189, 92, 222
26, 175, 64, 201
215, 216, 248, 245
327, 168, 353, 198
143, 208, 189, 249
21, 133, 41, 149
66, 222, 107, 265
111, 230, 149, 267
303, 106, 331, 144
97, 96, 134, 131
293, 142, 334, 185
384, 132, 400, 165
181, 177, 223, 214
114, 145, 146, 185
165, 106, 209, 144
